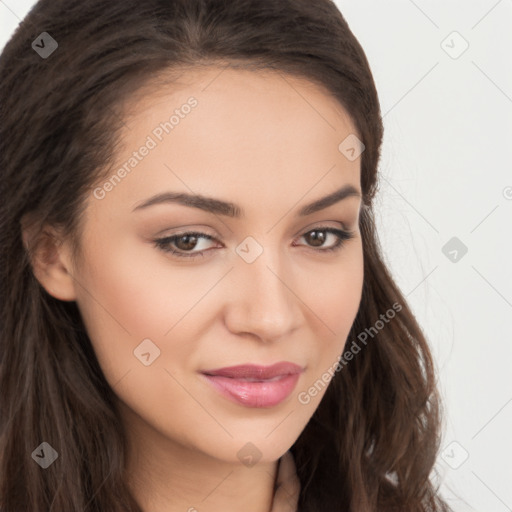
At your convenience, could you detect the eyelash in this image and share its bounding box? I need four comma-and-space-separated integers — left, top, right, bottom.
153, 226, 355, 260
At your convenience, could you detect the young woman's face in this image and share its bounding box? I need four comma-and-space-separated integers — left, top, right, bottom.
67, 67, 364, 464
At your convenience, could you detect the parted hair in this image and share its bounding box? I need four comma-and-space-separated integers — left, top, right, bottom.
0, 0, 449, 510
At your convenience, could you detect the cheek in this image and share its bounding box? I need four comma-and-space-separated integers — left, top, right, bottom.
298, 240, 364, 380
305, 239, 364, 334
73, 237, 222, 386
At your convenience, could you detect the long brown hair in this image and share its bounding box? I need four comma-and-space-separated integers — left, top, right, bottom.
0, 0, 449, 510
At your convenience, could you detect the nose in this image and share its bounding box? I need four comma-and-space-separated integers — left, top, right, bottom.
223, 246, 302, 343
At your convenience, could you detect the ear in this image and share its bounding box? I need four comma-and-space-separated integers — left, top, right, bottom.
21, 218, 77, 301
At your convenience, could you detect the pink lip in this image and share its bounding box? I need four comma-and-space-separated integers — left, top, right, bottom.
200, 362, 304, 408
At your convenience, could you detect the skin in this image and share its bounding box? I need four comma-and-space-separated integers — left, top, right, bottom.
26, 66, 364, 512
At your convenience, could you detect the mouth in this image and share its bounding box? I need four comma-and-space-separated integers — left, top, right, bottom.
200, 362, 304, 408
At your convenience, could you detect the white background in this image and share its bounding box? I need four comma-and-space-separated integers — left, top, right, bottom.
1, 1, 511, 510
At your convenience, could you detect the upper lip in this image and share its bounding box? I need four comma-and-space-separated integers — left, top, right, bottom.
201, 362, 304, 379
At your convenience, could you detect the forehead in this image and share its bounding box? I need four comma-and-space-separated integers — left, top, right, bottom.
88, 66, 362, 220
124, 65, 358, 138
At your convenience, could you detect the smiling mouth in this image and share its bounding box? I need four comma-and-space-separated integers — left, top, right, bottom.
201, 361, 304, 380
220, 375, 284, 382
199, 362, 304, 408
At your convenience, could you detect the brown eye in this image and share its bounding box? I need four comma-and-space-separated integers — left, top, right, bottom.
296, 227, 354, 252
153, 231, 216, 259
153, 226, 354, 260
174, 234, 200, 251
303, 229, 327, 247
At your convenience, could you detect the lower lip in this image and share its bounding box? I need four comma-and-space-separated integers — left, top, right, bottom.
201, 373, 301, 408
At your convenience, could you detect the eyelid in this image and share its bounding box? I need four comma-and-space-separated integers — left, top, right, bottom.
155, 220, 348, 239
293, 219, 350, 237
152, 222, 355, 260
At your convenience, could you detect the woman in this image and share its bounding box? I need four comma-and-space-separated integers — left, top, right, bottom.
0, 0, 450, 510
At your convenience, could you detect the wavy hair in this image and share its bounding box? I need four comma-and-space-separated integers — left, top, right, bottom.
0, 0, 449, 510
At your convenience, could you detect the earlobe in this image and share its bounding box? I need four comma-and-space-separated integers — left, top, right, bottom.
21, 223, 77, 302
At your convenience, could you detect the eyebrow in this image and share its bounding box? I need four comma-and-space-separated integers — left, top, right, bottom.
131, 184, 361, 218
